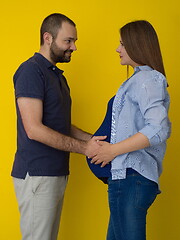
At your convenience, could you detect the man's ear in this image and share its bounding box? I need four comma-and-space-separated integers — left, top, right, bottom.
43, 32, 53, 45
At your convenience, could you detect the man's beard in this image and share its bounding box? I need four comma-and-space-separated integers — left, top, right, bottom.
50, 41, 73, 63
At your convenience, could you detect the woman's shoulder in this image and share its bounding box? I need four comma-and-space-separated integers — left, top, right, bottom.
133, 68, 167, 87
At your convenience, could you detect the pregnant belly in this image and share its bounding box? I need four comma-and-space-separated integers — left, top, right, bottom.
86, 96, 114, 181
86, 124, 111, 179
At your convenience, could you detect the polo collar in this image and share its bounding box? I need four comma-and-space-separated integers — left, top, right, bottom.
34, 52, 64, 74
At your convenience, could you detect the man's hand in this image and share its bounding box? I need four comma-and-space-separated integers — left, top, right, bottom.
90, 141, 116, 167
85, 136, 107, 158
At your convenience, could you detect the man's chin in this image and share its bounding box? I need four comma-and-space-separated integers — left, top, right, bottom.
63, 57, 71, 63
57, 58, 71, 63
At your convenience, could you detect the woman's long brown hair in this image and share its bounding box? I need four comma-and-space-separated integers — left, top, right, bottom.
120, 20, 166, 77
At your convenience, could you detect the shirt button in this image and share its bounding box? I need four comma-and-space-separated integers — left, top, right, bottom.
52, 67, 55, 70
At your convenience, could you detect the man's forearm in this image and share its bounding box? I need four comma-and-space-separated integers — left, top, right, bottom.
27, 123, 106, 157
70, 125, 92, 141
28, 123, 87, 155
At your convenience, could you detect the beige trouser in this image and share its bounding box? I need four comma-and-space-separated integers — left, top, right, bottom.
13, 174, 68, 240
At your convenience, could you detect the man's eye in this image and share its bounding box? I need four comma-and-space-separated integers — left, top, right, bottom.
65, 40, 71, 43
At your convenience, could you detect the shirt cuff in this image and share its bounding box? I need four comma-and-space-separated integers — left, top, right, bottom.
139, 125, 162, 146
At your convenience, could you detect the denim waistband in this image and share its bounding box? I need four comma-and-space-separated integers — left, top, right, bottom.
99, 168, 139, 184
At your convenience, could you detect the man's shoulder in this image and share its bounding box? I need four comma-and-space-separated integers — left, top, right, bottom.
13, 54, 46, 96
19, 54, 44, 70
14, 54, 46, 79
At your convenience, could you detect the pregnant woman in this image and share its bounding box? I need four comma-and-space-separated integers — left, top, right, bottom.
87, 20, 171, 240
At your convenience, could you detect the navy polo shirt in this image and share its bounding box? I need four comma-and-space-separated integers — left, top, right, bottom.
11, 53, 72, 179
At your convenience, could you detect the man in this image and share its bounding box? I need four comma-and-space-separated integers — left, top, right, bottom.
12, 13, 104, 240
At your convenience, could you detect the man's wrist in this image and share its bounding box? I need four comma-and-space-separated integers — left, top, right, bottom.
76, 139, 87, 155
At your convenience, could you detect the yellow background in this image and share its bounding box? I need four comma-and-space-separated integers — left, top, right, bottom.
0, 0, 179, 239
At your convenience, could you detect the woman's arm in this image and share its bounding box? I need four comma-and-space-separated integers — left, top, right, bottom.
90, 132, 149, 167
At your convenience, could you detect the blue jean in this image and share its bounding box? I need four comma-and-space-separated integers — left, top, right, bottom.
107, 169, 159, 240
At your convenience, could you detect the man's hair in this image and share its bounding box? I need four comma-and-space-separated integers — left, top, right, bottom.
40, 13, 76, 45
120, 20, 165, 76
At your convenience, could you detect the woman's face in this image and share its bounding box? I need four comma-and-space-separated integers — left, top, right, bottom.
116, 38, 139, 68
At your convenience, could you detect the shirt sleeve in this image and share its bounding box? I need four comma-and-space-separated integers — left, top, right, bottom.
135, 70, 171, 146
14, 61, 45, 100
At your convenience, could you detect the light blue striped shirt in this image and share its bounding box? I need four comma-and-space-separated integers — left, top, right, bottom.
111, 65, 171, 185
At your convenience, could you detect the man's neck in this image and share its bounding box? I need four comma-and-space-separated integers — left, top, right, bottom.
39, 46, 56, 65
